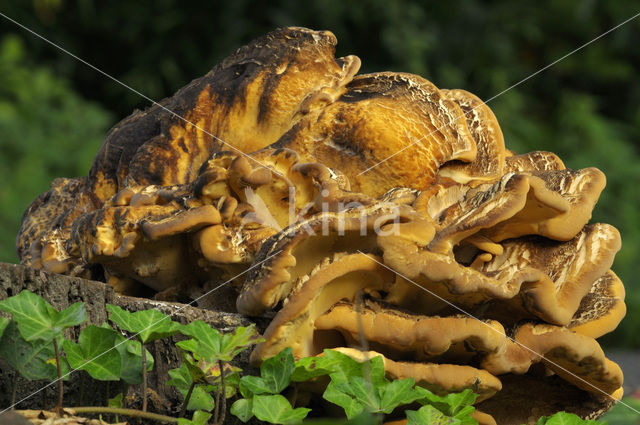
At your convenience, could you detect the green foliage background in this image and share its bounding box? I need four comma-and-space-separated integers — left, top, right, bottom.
0, 1, 639, 347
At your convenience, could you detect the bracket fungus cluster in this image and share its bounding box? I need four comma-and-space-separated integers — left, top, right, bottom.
17, 27, 626, 424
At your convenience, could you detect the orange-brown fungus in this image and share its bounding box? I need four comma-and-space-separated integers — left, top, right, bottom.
18, 27, 625, 424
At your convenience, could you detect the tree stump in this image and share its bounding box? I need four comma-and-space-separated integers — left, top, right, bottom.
0, 262, 258, 424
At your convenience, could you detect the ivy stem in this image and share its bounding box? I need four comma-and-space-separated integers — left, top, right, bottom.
180, 381, 196, 418
53, 338, 63, 414
71, 407, 177, 423
122, 381, 129, 408
213, 373, 221, 425
11, 374, 17, 409
141, 342, 148, 412
213, 360, 227, 425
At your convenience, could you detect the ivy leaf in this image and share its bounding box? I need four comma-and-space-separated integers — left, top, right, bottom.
252, 394, 311, 424
177, 410, 212, 425
442, 389, 477, 416
323, 381, 365, 420
379, 378, 421, 413
180, 320, 222, 357
230, 398, 254, 422
239, 375, 274, 396
201, 360, 241, 390
106, 304, 181, 344
177, 348, 206, 384
63, 324, 121, 381
323, 350, 386, 386
291, 356, 337, 382
219, 325, 262, 360
260, 347, 295, 394
180, 321, 259, 362
176, 338, 199, 353
239, 347, 296, 396
323, 350, 364, 385
113, 332, 154, 384
406, 405, 461, 425
215, 371, 240, 399
0, 290, 86, 342
0, 316, 9, 338
55, 302, 88, 330
543, 412, 604, 425
324, 374, 405, 419
347, 376, 381, 411
0, 320, 68, 381
367, 356, 387, 386
167, 363, 215, 411
184, 385, 215, 412
415, 387, 477, 417
108, 393, 123, 409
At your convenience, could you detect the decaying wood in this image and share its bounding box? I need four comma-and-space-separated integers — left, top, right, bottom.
0, 262, 256, 424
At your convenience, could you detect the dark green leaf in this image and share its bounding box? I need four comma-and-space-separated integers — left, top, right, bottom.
323, 350, 364, 385
260, 347, 295, 394
0, 320, 68, 381
415, 387, 477, 417
106, 304, 180, 343
177, 348, 206, 383
177, 410, 212, 425
443, 389, 477, 416
367, 356, 386, 386
252, 394, 310, 424
220, 325, 262, 360
240, 375, 274, 396
176, 338, 199, 353
544, 412, 604, 425
452, 406, 478, 425
63, 325, 121, 381
323, 350, 386, 386
185, 386, 215, 412
108, 393, 123, 409
55, 302, 88, 331
216, 371, 240, 399
114, 333, 154, 384
346, 376, 380, 411
231, 398, 254, 422
0, 290, 86, 342
0, 317, 9, 338
292, 356, 337, 382
379, 378, 421, 413
180, 320, 222, 356
406, 405, 461, 425
167, 363, 192, 393
323, 381, 365, 420
167, 363, 214, 411
180, 321, 260, 362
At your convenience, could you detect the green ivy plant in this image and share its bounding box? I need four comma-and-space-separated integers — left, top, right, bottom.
105, 304, 182, 411
0, 290, 617, 425
0, 289, 86, 411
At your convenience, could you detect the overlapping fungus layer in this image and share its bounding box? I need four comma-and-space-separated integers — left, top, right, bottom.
17, 27, 625, 424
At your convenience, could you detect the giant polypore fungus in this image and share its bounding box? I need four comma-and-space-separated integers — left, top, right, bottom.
17, 27, 626, 424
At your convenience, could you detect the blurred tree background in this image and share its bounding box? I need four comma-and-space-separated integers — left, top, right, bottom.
0, 1, 638, 347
